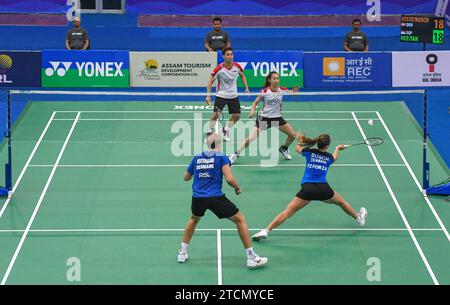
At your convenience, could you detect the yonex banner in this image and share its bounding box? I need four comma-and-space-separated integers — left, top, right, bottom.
392, 51, 450, 87
130, 52, 216, 87
42, 50, 129, 88
304, 52, 392, 87
0, 51, 41, 88
218, 51, 304, 88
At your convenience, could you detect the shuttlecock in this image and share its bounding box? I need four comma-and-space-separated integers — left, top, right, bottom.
368, 119, 374, 126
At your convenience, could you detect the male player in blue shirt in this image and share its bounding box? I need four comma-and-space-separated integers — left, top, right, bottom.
178, 132, 268, 269
252, 130, 367, 241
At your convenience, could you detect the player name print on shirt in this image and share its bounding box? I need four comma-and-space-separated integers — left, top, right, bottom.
196, 157, 215, 170
310, 153, 331, 165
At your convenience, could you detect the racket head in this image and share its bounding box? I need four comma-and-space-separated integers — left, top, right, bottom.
364, 137, 384, 146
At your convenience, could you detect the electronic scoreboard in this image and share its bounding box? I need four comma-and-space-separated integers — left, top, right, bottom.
400, 15, 445, 44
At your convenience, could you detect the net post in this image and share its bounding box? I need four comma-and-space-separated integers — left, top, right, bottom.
423, 89, 430, 190
421, 42, 430, 190
5, 90, 12, 193
0, 90, 12, 197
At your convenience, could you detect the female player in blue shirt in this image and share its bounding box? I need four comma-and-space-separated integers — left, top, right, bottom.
179, 132, 268, 269
252, 130, 368, 241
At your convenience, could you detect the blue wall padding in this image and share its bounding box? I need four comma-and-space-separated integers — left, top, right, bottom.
0, 25, 449, 51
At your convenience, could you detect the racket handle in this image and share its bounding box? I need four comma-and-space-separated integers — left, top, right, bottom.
343, 144, 351, 148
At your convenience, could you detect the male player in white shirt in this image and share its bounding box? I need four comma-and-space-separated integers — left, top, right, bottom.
206, 47, 249, 141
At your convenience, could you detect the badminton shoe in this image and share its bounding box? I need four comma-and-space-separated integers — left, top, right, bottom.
356, 207, 368, 226
247, 254, 268, 269
279, 145, 292, 160
177, 251, 189, 263
252, 229, 269, 241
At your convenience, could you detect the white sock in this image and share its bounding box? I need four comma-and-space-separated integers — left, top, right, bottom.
245, 247, 255, 259
263, 228, 270, 234
180, 242, 189, 253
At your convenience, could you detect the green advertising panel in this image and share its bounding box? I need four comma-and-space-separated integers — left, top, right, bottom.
42, 50, 129, 87
218, 51, 303, 88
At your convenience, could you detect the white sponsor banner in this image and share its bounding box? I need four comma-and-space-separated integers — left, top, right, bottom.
130, 52, 217, 87
392, 51, 450, 87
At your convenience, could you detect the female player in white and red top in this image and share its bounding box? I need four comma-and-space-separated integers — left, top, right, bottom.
206, 47, 249, 141
229, 71, 298, 163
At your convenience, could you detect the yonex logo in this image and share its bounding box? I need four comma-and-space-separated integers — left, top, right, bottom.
250, 62, 298, 77
237, 62, 248, 69
45, 61, 124, 78
235, 62, 298, 77
45, 61, 72, 77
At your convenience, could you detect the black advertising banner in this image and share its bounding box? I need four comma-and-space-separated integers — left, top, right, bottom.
0, 51, 42, 88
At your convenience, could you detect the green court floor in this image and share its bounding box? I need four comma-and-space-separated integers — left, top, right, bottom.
0, 100, 449, 285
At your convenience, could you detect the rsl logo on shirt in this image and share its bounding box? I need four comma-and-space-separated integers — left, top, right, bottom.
221, 68, 239, 84
265, 95, 282, 105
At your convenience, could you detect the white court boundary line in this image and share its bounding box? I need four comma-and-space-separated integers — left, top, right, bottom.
217, 230, 222, 285
54, 110, 380, 113
0, 112, 56, 220
376, 112, 450, 243
0, 228, 443, 233
352, 112, 438, 285
1, 112, 81, 286
2, 107, 446, 284
53, 118, 381, 121
27, 164, 406, 168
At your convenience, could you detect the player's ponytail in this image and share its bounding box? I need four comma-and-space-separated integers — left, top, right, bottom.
317, 134, 331, 149
263, 71, 279, 88
301, 134, 331, 149
300, 135, 320, 147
